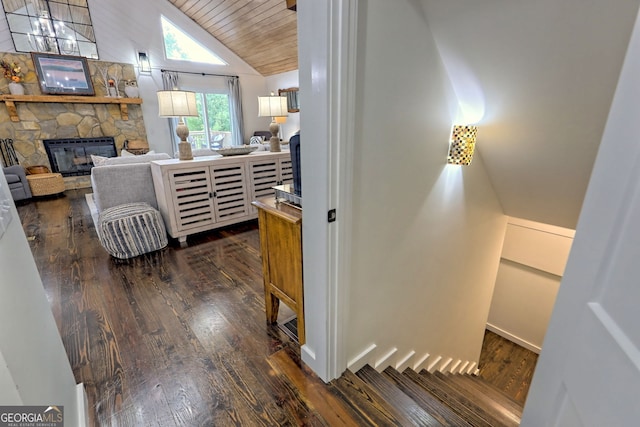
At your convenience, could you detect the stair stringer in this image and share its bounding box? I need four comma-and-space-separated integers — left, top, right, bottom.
347, 342, 479, 376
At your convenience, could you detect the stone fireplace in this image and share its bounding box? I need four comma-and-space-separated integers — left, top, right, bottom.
0, 52, 148, 189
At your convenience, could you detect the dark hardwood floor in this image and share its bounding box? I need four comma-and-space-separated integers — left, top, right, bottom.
17, 189, 538, 426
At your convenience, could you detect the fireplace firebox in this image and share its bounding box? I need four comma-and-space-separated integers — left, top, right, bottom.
43, 137, 116, 177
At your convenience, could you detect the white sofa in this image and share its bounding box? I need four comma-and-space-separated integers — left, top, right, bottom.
90, 153, 172, 213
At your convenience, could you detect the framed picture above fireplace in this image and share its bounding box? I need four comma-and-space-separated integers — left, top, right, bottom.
31, 53, 95, 96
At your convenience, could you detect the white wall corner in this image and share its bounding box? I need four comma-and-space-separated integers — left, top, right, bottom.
347, 343, 377, 373
373, 347, 398, 371
76, 383, 89, 427
395, 350, 416, 372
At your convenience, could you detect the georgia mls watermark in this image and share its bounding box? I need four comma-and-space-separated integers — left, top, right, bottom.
0, 406, 63, 427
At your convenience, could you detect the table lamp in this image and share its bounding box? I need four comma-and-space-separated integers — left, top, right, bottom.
258, 95, 288, 152
158, 89, 199, 160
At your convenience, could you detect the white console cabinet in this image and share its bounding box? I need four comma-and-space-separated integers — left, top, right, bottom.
151, 151, 292, 242
248, 156, 293, 214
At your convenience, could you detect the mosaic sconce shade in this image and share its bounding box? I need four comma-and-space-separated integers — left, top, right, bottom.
447, 125, 478, 165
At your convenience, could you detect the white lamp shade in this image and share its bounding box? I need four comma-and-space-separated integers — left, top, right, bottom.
157, 90, 199, 117
258, 96, 288, 117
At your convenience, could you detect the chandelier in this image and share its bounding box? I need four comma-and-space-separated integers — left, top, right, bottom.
28, 5, 79, 55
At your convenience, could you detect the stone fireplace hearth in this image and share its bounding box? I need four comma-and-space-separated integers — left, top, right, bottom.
0, 52, 148, 189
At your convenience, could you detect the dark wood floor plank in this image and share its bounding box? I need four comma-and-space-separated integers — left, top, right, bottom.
356, 365, 443, 426
384, 367, 473, 427
16, 190, 539, 427
333, 369, 415, 426
433, 372, 520, 427
268, 347, 368, 426
478, 330, 539, 405
446, 374, 523, 420
407, 369, 497, 427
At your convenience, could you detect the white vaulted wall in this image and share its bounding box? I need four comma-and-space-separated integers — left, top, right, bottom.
421, 0, 640, 229
344, 0, 506, 373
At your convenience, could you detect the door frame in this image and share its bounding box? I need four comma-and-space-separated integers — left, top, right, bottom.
297, 0, 358, 381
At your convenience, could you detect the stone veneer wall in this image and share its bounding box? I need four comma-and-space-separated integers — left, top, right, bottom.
0, 52, 148, 189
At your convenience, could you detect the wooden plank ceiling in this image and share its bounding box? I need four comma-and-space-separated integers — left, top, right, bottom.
167, 0, 298, 76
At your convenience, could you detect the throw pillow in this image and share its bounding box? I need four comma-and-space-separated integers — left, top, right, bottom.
91, 155, 108, 166
121, 149, 155, 157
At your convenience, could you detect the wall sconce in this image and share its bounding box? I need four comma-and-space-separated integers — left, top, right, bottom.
138, 51, 151, 74
447, 125, 478, 165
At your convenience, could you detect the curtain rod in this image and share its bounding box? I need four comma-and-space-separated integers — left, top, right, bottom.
160, 69, 238, 79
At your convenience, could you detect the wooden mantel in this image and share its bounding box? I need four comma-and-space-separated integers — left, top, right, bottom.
0, 94, 143, 122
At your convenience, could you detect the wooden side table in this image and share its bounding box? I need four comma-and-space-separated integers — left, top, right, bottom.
252, 197, 304, 344
26, 173, 65, 196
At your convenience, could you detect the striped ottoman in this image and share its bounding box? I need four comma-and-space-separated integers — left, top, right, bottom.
98, 202, 168, 259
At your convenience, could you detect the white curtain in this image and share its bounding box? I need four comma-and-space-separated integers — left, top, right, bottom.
227, 76, 245, 146
161, 71, 180, 149
162, 71, 179, 90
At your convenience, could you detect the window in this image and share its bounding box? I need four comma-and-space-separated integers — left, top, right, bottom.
176, 92, 232, 150
161, 16, 226, 65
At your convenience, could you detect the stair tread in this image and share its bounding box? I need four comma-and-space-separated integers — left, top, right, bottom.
446, 373, 523, 416
435, 372, 521, 427
356, 365, 443, 426
333, 369, 420, 426
407, 369, 503, 427
383, 367, 473, 427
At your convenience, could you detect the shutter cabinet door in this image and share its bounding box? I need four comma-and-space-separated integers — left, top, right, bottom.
168, 167, 215, 232
249, 159, 279, 213
279, 157, 293, 185
210, 162, 249, 222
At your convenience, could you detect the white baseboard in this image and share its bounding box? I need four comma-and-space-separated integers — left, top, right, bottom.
486, 323, 541, 354
76, 383, 89, 427
347, 343, 377, 373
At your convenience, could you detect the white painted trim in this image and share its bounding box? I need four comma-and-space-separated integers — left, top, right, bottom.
347, 343, 377, 372
395, 350, 416, 372
374, 347, 398, 371
427, 356, 443, 373
413, 353, 430, 372
76, 383, 89, 427
329, 0, 359, 383
507, 217, 576, 238
486, 322, 542, 354
440, 357, 453, 372
298, 0, 358, 382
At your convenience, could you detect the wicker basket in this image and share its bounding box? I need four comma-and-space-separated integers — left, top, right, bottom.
26, 173, 65, 196
26, 165, 50, 174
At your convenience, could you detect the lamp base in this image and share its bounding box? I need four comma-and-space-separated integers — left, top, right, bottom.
269, 121, 281, 152
176, 119, 193, 160
178, 141, 193, 160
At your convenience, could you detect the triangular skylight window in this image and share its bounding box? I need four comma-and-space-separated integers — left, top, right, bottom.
161, 16, 227, 65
